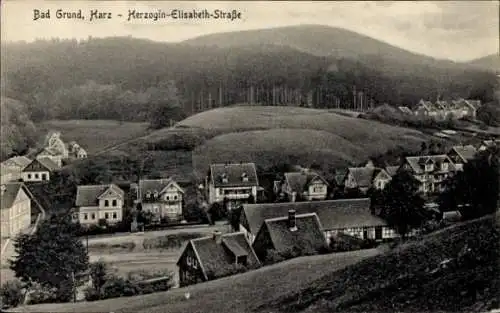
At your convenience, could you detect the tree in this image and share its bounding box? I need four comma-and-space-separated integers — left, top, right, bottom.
381, 171, 426, 240
89, 260, 108, 298
9, 216, 89, 302
0, 280, 24, 308
446, 146, 500, 219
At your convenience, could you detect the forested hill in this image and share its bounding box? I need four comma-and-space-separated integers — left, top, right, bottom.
2, 25, 498, 126
466, 54, 500, 73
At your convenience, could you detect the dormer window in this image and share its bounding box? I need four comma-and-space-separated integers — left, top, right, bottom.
153, 191, 159, 199
441, 162, 449, 171
146, 191, 151, 199
221, 173, 228, 183
241, 172, 248, 182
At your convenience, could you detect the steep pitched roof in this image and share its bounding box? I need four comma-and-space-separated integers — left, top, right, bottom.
258, 213, 327, 254
417, 99, 436, 111
385, 166, 399, 177
22, 157, 60, 172
242, 198, 383, 234
138, 178, 185, 201
75, 184, 124, 207
1, 182, 24, 209
450, 145, 477, 163
210, 163, 259, 188
284, 171, 329, 193
179, 232, 260, 280
404, 155, 456, 174
465, 99, 481, 110
38, 147, 59, 157
346, 167, 389, 188
1, 156, 32, 168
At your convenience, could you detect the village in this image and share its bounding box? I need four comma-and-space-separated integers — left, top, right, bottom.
1, 119, 499, 299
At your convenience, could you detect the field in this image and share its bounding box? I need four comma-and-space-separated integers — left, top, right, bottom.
9, 248, 381, 313
36, 120, 150, 154
144, 106, 430, 176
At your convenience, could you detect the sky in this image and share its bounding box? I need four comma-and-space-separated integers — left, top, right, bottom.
1, 0, 498, 62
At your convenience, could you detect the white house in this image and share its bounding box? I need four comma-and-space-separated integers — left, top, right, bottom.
72, 184, 125, 226
206, 163, 260, 211
1, 183, 31, 239
21, 158, 60, 182
274, 169, 329, 201
137, 178, 185, 223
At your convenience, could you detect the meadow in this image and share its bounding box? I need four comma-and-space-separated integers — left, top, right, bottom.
36, 120, 150, 154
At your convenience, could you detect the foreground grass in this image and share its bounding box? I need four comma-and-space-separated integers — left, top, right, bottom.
260, 214, 500, 313
7, 249, 380, 313
37, 120, 150, 154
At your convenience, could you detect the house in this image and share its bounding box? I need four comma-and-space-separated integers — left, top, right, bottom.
44, 131, 69, 159
137, 178, 185, 223
68, 141, 87, 159
252, 210, 328, 262
207, 163, 260, 210
1, 156, 32, 182
398, 155, 456, 195
36, 147, 63, 167
239, 198, 396, 244
21, 158, 60, 182
75, 147, 87, 159
275, 169, 329, 202
414, 99, 441, 119
176, 231, 260, 287
71, 184, 125, 226
343, 166, 392, 193
1, 183, 31, 239
447, 145, 477, 171
478, 139, 500, 151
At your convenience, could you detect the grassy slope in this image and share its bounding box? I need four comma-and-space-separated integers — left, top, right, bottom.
261, 214, 500, 313
36, 120, 150, 155
8, 249, 381, 313
172, 106, 429, 174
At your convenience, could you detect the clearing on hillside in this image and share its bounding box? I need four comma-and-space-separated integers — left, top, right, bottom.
36, 120, 150, 154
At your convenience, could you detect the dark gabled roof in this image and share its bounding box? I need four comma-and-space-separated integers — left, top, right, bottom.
242, 198, 383, 234
346, 167, 390, 189
450, 145, 477, 163
210, 163, 259, 188
75, 184, 124, 207
258, 213, 327, 254
1, 182, 24, 209
22, 157, 59, 172
284, 171, 329, 193
138, 178, 184, 201
180, 232, 260, 280
404, 155, 456, 174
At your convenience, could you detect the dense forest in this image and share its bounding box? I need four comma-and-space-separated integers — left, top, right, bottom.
2, 27, 499, 128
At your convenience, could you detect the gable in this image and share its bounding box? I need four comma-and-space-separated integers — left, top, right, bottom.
374, 170, 391, 181
22, 159, 49, 172
160, 181, 185, 194
97, 187, 121, 200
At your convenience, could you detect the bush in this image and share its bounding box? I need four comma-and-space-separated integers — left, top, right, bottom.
101, 276, 138, 299
0, 280, 24, 308
142, 233, 203, 250
25, 283, 57, 305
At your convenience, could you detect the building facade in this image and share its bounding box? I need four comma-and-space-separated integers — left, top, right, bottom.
399, 155, 456, 195
72, 184, 125, 226
21, 158, 59, 182
137, 178, 185, 223
1, 183, 31, 238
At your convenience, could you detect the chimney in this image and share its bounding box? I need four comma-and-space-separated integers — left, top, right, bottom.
288, 209, 297, 231
213, 230, 222, 244
291, 191, 297, 203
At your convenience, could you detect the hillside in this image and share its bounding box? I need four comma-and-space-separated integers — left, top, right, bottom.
0, 97, 37, 160
2, 25, 497, 124
183, 25, 459, 69
9, 215, 499, 313
467, 54, 500, 73
171, 106, 427, 173
262, 214, 500, 313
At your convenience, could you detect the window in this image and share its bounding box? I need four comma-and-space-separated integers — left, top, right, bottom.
154, 191, 159, 198
35, 173, 39, 179
441, 163, 448, 171
313, 186, 323, 193
104, 200, 109, 207
112, 199, 117, 207
84, 213, 88, 220
425, 164, 434, 172
27, 174, 32, 179
105, 213, 109, 219
146, 192, 151, 199
174, 195, 178, 200
112, 212, 117, 219
42, 174, 47, 180
72, 213, 78, 220
91, 213, 96, 220
166, 196, 170, 201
